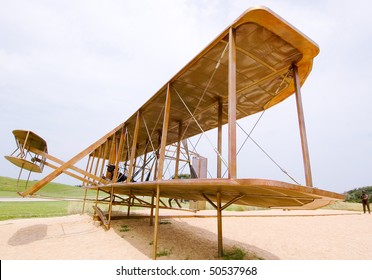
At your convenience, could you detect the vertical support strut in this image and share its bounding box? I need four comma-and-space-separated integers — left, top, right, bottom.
108, 128, 126, 227
81, 154, 92, 214
106, 135, 117, 229
153, 84, 172, 260
228, 27, 237, 179
157, 84, 171, 180
93, 146, 103, 182
292, 64, 313, 187
174, 122, 183, 179
20, 131, 30, 159
127, 111, 141, 183
153, 132, 161, 180
99, 141, 110, 179
113, 128, 126, 183
141, 140, 149, 182
152, 185, 161, 260
216, 191, 223, 257
217, 98, 223, 178
150, 191, 155, 226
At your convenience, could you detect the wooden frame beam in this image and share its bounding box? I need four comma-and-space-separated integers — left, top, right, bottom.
228, 27, 237, 179
29, 148, 109, 185
216, 192, 223, 257
108, 127, 126, 227
153, 83, 172, 260
174, 122, 183, 179
21, 123, 125, 196
127, 112, 141, 183
293, 64, 313, 187
217, 98, 223, 178
202, 192, 244, 257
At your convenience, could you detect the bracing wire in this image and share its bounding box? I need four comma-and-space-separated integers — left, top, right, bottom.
176, 42, 229, 143
232, 67, 300, 184
236, 122, 301, 185
169, 43, 230, 176
174, 87, 229, 169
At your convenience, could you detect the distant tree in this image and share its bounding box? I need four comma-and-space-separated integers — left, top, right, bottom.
345, 186, 372, 202
172, 174, 191, 179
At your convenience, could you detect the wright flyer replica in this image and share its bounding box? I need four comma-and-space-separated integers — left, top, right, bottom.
5, 7, 345, 259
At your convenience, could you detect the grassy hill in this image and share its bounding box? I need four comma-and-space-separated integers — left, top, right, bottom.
0, 176, 98, 221
0, 176, 96, 199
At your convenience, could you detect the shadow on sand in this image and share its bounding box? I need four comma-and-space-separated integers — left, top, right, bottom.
8, 224, 48, 246
109, 214, 279, 260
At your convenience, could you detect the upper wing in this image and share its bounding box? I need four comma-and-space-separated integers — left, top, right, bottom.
107, 6, 319, 160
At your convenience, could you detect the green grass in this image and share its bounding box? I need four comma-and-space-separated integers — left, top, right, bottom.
0, 200, 99, 221
0, 176, 102, 221
119, 225, 130, 232
0, 176, 97, 199
322, 200, 362, 211
221, 246, 264, 260
222, 246, 247, 260
0, 201, 70, 221
156, 249, 171, 257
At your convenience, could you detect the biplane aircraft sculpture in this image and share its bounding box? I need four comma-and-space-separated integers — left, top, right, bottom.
5, 7, 344, 259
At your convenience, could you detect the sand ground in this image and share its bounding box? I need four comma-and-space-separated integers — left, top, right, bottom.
1, 209, 372, 260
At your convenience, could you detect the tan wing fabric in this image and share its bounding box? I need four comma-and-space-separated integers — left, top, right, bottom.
104, 8, 317, 161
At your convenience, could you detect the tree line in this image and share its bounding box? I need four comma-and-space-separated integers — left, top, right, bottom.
344, 186, 372, 202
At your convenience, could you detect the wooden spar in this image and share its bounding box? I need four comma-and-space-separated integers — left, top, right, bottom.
132, 148, 138, 180
141, 140, 149, 182
31, 148, 108, 184
21, 124, 125, 196
127, 112, 141, 183
108, 128, 126, 227
216, 191, 223, 257
83, 154, 95, 211
108, 134, 117, 166
293, 64, 313, 187
82, 154, 93, 214
152, 185, 161, 260
153, 83, 172, 260
98, 143, 107, 179
153, 132, 161, 180
158, 85, 171, 179
106, 135, 117, 230
217, 98, 223, 178
228, 27, 237, 179
202, 192, 243, 257
39, 160, 90, 183
82, 188, 88, 214
20, 131, 30, 159
113, 128, 126, 183
88, 154, 95, 177
86, 155, 95, 185
127, 190, 133, 217
127, 149, 138, 217
149, 191, 155, 226
174, 122, 183, 179
93, 146, 102, 183
221, 194, 245, 210
94, 146, 102, 178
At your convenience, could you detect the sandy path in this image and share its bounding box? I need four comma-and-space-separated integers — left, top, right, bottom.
1, 209, 371, 260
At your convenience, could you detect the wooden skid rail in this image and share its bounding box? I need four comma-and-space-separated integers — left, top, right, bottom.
94, 191, 193, 212
93, 206, 109, 229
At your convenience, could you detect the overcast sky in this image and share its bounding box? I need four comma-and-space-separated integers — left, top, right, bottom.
1, 0, 371, 194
